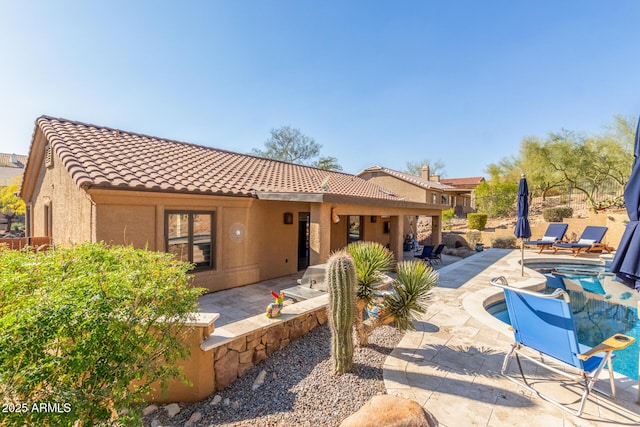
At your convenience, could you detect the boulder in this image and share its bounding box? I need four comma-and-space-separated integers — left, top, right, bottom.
339, 395, 437, 427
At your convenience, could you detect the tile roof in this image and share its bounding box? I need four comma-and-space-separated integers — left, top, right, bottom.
358, 166, 454, 191
0, 153, 27, 168
33, 116, 404, 201
440, 177, 485, 186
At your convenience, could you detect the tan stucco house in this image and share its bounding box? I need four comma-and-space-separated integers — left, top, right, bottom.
0, 153, 27, 186
20, 116, 441, 292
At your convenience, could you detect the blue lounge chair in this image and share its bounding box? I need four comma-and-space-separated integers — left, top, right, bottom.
552, 226, 611, 256
523, 223, 568, 253
414, 245, 434, 265
429, 243, 446, 264
490, 276, 634, 416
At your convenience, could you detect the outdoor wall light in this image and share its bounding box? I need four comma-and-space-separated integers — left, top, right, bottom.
283, 212, 294, 224
371, 216, 377, 223
331, 208, 340, 224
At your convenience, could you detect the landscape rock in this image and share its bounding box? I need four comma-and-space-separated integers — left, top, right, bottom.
142, 404, 158, 416
339, 395, 437, 427
184, 411, 201, 427
252, 369, 267, 390
164, 403, 181, 418
209, 395, 222, 406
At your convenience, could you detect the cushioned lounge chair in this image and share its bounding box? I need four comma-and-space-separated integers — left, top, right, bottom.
552, 226, 611, 256
523, 223, 568, 253
414, 245, 434, 265
429, 243, 446, 265
490, 276, 634, 416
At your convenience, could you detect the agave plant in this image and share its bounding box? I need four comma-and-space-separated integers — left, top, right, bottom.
384, 260, 438, 331
346, 241, 395, 346
345, 241, 438, 346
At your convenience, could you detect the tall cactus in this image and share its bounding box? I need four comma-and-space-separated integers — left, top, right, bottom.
326, 250, 357, 375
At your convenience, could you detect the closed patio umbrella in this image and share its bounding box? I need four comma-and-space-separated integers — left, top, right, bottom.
514, 174, 531, 276
610, 116, 640, 292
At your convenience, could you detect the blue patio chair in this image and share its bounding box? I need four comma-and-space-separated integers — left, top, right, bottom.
523, 223, 568, 253
490, 276, 634, 416
429, 243, 446, 265
414, 245, 434, 265
552, 226, 611, 256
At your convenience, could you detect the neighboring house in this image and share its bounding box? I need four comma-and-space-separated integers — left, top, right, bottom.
440, 176, 485, 215
20, 116, 441, 292
0, 153, 27, 186
357, 165, 460, 244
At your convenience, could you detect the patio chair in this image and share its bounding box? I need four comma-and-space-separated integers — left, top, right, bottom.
414, 245, 434, 265
490, 276, 634, 416
429, 243, 446, 265
523, 223, 568, 253
552, 226, 611, 256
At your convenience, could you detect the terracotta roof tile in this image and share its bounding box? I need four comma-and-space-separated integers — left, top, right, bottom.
358, 166, 454, 191
35, 116, 403, 201
0, 153, 28, 168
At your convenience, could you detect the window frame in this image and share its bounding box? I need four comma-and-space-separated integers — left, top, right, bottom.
165, 210, 216, 271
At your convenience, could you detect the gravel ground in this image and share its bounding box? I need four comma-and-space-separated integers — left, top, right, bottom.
143, 324, 403, 427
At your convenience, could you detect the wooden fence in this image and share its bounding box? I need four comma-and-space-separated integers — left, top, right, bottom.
0, 237, 52, 251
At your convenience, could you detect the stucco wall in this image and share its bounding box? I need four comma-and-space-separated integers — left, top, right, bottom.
28, 148, 93, 244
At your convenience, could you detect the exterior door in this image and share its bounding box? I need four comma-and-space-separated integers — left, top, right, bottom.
298, 212, 310, 270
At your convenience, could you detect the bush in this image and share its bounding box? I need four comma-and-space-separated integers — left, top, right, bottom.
467, 213, 488, 230
543, 206, 573, 222
0, 243, 202, 426
491, 236, 517, 249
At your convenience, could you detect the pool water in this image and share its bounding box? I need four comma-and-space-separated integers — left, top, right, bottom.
488, 262, 640, 381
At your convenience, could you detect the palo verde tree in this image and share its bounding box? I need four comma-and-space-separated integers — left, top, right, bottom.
0, 243, 203, 426
0, 176, 26, 232
251, 125, 343, 171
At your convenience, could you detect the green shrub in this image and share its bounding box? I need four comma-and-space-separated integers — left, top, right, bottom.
0, 243, 202, 426
542, 206, 573, 222
491, 236, 517, 248
467, 213, 488, 230
442, 208, 455, 230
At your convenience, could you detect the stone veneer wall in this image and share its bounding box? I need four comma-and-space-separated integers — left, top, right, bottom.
211, 307, 328, 391
147, 296, 329, 403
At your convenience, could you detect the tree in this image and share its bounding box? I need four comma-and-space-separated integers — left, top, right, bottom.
404, 159, 446, 177
0, 177, 26, 233
251, 126, 343, 171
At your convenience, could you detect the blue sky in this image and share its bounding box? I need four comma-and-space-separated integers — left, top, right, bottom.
1, 1, 639, 178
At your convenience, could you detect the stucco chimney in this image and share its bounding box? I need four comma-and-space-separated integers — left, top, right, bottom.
429, 175, 441, 182
421, 165, 430, 180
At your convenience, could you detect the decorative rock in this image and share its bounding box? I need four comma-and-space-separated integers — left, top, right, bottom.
142, 404, 158, 416
209, 395, 222, 406
223, 398, 230, 406
252, 369, 267, 390
339, 395, 437, 427
164, 403, 181, 418
184, 411, 202, 427
214, 349, 239, 389
232, 400, 240, 409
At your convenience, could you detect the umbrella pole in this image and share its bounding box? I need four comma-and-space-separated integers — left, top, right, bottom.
521, 240, 525, 276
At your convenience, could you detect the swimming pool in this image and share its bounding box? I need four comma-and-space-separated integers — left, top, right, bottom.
487, 261, 640, 381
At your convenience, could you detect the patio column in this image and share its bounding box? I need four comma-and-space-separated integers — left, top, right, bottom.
309, 204, 331, 265
431, 214, 442, 246
389, 215, 403, 262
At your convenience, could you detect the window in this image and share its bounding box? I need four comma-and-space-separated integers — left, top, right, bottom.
44, 202, 52, 237
441, 194, 448, 205
431, 193, 437, 204
166, 211, 215, 270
